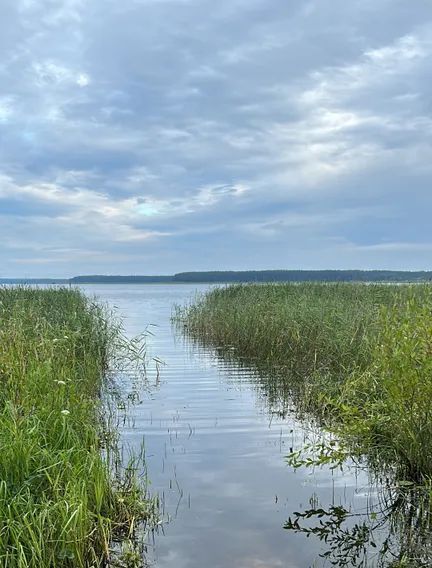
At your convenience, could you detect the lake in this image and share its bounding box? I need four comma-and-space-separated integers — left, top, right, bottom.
80, 283, 380, 568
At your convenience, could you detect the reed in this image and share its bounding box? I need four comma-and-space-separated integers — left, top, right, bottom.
0, 287, 156, 567
176, 283, 432, 480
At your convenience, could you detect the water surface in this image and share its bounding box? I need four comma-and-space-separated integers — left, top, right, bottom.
81, 284, 378, 568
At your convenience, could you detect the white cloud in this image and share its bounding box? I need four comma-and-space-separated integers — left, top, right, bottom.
299, 31, 431, 108
76, 73, 90, 87
18, 0, 84, 25
0, 97, 14, 122
195, 183, 249, 206
348, 242, 432, 253
33, 61, 90, 88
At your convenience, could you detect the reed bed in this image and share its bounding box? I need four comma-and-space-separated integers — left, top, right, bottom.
0, 287, 155, 568
176, 283, 432, 481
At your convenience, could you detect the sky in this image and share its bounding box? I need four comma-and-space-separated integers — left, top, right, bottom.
1, 0, 431, 277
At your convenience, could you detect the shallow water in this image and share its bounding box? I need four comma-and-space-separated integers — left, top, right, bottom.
80, 284, 380, 568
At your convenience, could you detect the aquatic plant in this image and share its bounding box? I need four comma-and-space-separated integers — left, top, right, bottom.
0, 286, 157, 567
176, 282, 432, 565
175, 283, 432, 479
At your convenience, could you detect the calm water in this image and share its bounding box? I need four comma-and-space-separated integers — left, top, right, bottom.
80, 284, 378, 568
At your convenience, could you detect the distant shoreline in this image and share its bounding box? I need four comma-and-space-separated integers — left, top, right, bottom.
2, 269, 432, 285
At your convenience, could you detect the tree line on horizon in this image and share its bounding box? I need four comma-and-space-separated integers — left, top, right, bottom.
2, 270, 431, 285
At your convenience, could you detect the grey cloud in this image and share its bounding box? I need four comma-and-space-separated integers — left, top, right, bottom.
0, 0, 431, 275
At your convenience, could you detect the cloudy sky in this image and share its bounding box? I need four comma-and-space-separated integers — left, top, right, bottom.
1, 0, 431, 277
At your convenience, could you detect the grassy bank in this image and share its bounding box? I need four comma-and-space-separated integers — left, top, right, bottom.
176, 283, 432, 481
0, 287, 155, 567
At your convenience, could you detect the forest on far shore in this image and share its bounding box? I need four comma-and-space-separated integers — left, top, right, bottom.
3, 269, 428, 285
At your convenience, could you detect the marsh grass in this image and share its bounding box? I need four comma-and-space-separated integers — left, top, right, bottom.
175, 283, 432, 480
0, 287, 157, 567
176, 283, 432, 564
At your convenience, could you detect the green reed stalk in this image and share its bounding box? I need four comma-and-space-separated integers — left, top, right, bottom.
176, 282, 432, 480
0, 287, 155, 567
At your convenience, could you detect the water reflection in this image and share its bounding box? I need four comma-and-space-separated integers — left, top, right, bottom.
183, 324, 432, 567
80, 284, 431, 568
284, 483, 432, 567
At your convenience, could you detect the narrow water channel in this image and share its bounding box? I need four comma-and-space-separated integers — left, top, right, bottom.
82, 284, 379, 568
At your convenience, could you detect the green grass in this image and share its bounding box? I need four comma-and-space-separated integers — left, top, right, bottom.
0, 287, 156, 568
175, 282, 432, 481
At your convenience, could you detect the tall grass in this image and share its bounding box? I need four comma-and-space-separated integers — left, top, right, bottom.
339, 296, 432, 480
0, 287, 155, 567
176, 283, 432, 480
